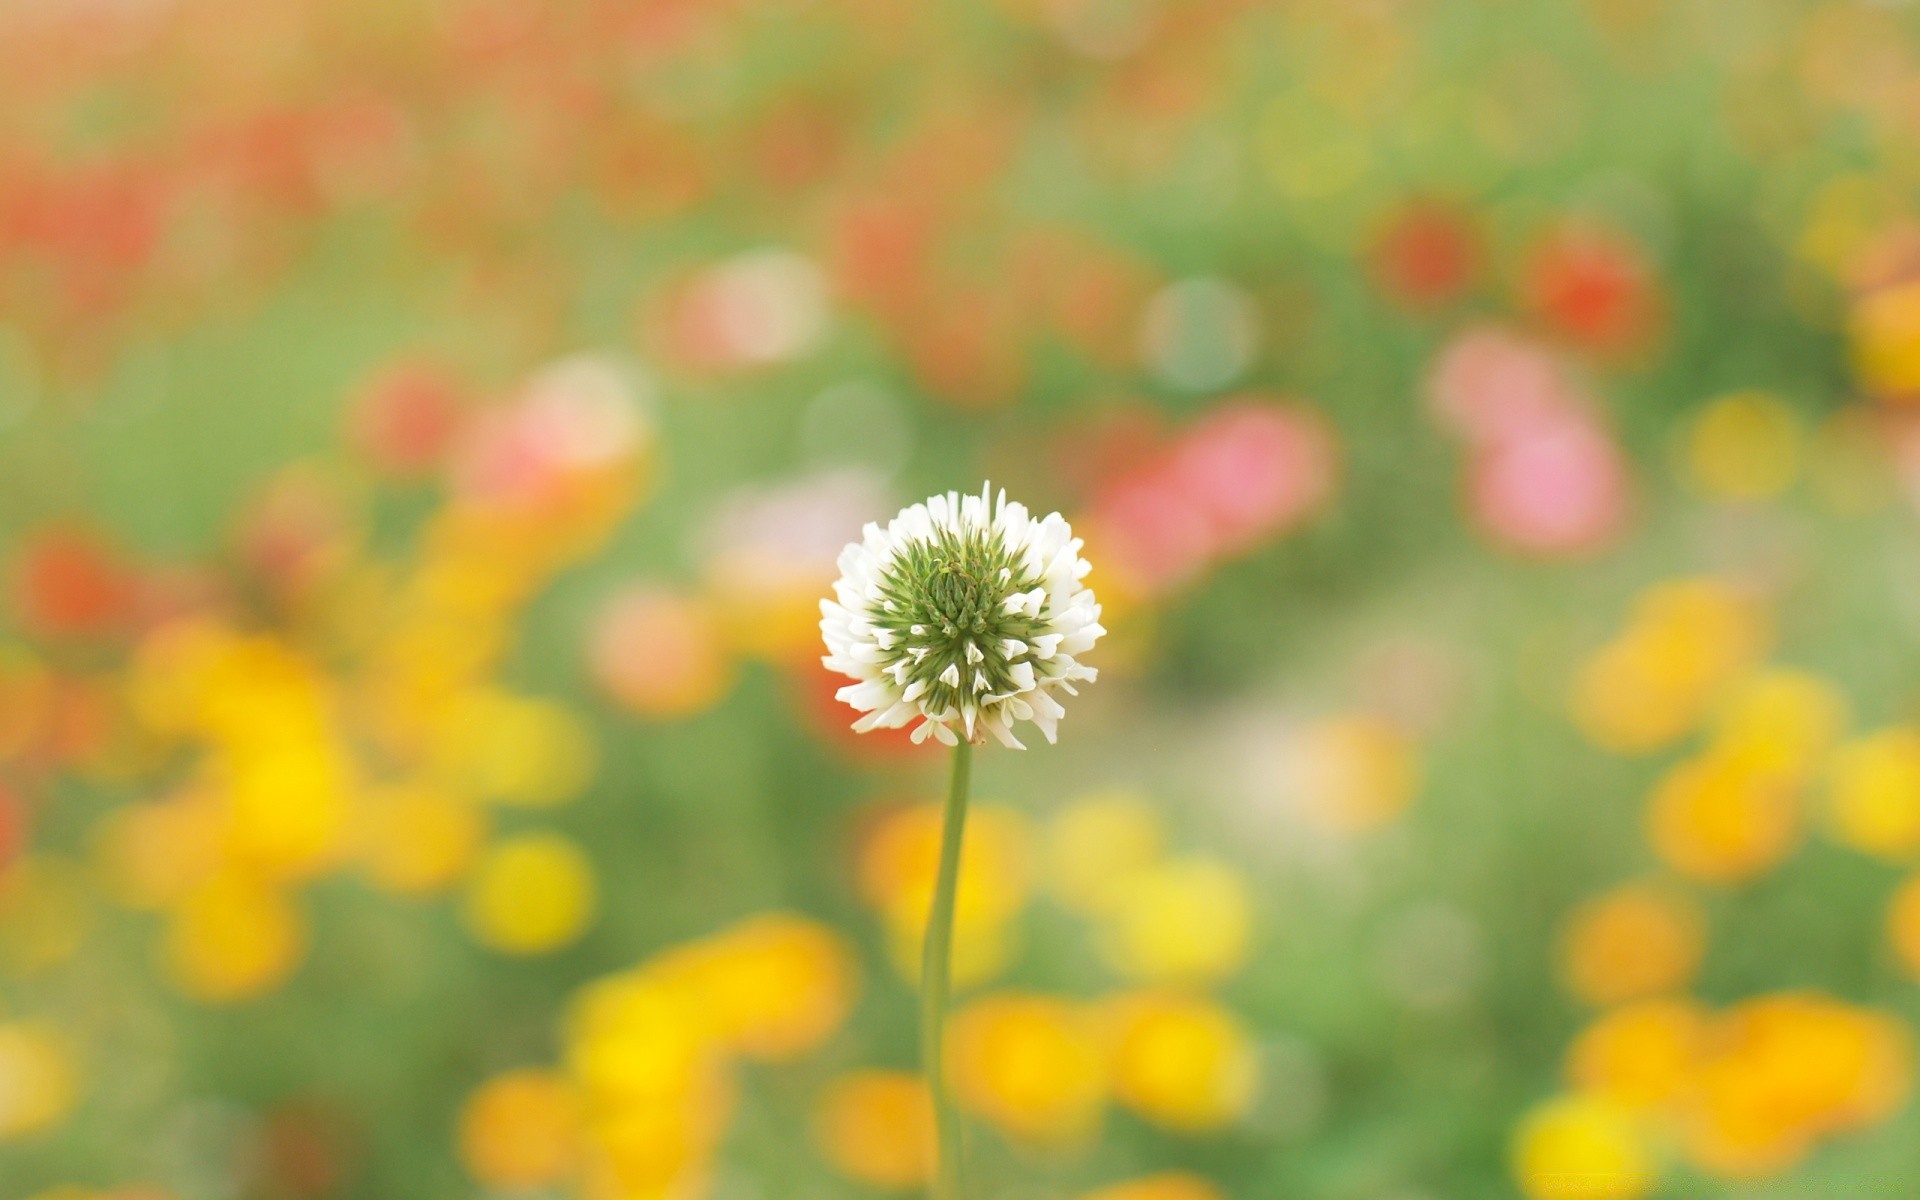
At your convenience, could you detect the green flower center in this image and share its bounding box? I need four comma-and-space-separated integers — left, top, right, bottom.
871, 524, 1048, 716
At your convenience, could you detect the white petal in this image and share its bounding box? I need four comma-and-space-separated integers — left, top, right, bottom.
983, 710, 1026, 750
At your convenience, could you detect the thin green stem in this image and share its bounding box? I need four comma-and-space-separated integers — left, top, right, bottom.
921, 738, 973, 1200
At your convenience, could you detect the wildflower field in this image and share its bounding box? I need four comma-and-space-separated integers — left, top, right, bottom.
8, 1, 1920, 1198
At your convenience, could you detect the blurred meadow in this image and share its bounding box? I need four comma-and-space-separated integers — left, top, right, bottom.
10, 1, 1920, 1198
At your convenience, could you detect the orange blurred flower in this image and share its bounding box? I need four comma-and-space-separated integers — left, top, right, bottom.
812, 1071, 934, 1190
949, 993, 1107, 1144
1557, 882, 1705, 1007
459, 1069, 581, 1190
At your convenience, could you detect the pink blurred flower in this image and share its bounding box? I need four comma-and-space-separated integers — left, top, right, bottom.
1466, 412, 1630, 556
666, 250, 829, 371
588, 585, 733, 719
701, 471, 889, 660
1167, 400, 1338, 555
1426, 324, 1582, 446
452, 356, 649, 508
1083, 397, 1339, 596
1086, 468, 1218, 595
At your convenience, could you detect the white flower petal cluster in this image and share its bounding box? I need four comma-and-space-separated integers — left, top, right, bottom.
821, 484, 1104, 749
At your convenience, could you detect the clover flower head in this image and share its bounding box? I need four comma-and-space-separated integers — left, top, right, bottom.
821, 484, 1104, 749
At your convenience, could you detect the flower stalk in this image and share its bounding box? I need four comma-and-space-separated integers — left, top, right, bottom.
820, 485, 1103, 1199
921, 738, 973, 1200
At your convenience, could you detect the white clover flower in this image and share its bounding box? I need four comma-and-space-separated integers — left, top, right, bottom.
821, 484, 1105, 749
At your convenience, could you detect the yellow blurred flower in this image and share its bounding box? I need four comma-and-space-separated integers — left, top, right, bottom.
0, 645, 53, 761
1708, 669, 1846, 784
356, 784, 487, 896
1075, 1174, 1227, 1200
1103, 991, 1258, 1133
1646, 751, 1799, 884
1557, 881, 1705, 1007
585, 1095, 730, 1198
1565, 999, 1709, 1110
363, 623, 504, 746
1634, 580, 1772, 678
564, 972, 723, 1110
883, 907, 1020, 991
1512, 1094, 1653, 1200
0, 1021, 79, 1139
1683, 391, 1801, 502
1570, 636, 1701, 756
462, 832, 596, 955
1290, 713, 1421, 834
656, 913, 858, 1062
1044, 790, 1164, 916
707, 579, 823, 664
861, 801, 1032, 987
427, 690, 595, 806
1100, 857, 1253, 986
91, 794, 224, 911
162, 872, 305, 1003
1824, 727, 1920, 859
573, 989, 729, 1194
549, 909, 866, 1198
811, 1071, 934, 1191
192, 636, 332, 747
125, 619, 241, 737
459, 1069, 581, 1190
1572, 580, 1770, 755
216, 739, 354, 883
1888, 873, 1920, 980
1850, 278, 1920, 399
948, 993, 1107, 1144
859, 801, 1033, 928
1796, 174, 1899, 278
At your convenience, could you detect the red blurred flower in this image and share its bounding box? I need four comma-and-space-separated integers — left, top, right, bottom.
347, 362, 469, 478
1519, 220, 1665, 360
252, 1100, 362, 1199
830, 196, 936, 314
0, 780, 26, 872
1369, 199, 1481, 311
9, 524, 137, 639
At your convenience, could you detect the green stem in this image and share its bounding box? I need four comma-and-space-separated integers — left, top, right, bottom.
922, 738, 973, 1200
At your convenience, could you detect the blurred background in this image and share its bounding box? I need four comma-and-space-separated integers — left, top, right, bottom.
8, 1, 1920, 1198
